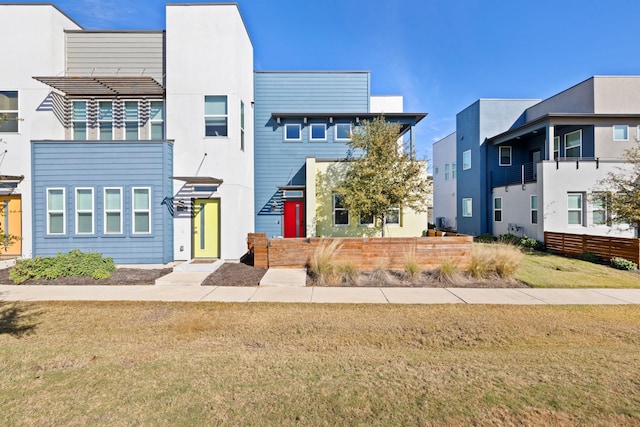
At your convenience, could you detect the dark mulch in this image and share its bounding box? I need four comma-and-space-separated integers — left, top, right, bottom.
201, 262, 267, 286
0, 267, 173, 286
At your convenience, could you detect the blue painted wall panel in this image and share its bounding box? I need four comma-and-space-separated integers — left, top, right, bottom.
254, 71, 370, 237
31, 141, 173, 264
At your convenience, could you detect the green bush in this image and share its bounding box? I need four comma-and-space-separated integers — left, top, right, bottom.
519, 236, 545, 251
498, 234, 521, 245
474, 233, 497, 243
580, 252, 601, 264
10, 250, 116, 284
610, 257, 638, 271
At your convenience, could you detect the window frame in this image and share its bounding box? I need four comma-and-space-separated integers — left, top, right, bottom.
204, 95, 228, 137
530, 195, 538, 224
310, 123, 327, 142
332, 193, 349, 226
613, 125, 629, 141
132, 187, 152, 235
284, 123, 302, 142
98, 100, 114, 140
451, 162, 456, 180
499, 146, 512, 166
75, 187, 94, 235
462, 150, 471, 170
386, 207, 400, 225
564, 130, 582, 158
592, 192, 609, 226
335, 123, 352, 141
71, 100, 88, 140
149, 100, 164, 140
462, 198, 472, 217
553, 136, 560, 159
104, 187, 123, 234
123, 100, 139, 141
46, 188, 66, 235
494, 197, 502, 222
567, 192, 584, 226
0, 90, 19, 133
444, 163, 450, 181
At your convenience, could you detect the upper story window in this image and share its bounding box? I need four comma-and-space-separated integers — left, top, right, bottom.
462, 150, 471, 170
565, 130, 582, 158
284, 124, 301, 141
0, 91, 19, 133
310, 124, 327, 141
124, 101, 139, 140
204, 95, 228, 137
444, 164, 450, 181
553, 136, 560, 159
150, 101, 164, 140
72, 100, 88, 140
613, 125, 628, 141
499, 146, 512, 166
452, 163, 456, 179
335, 123, 352, 141
98, 101, 113, 140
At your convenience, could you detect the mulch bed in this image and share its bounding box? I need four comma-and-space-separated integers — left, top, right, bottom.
201, 263, 267, 287
0, 267, 173, 286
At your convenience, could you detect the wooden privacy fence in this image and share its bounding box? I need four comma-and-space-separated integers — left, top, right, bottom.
247, 233, 473, 270
544, 231, 640, 264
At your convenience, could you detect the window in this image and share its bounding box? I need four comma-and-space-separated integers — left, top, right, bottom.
150, 101, 164, 139
592, 192, 609, 226
462, 198, 472, 217
204, 95, 228, 137
463, 150, 471, 170
530, 195, 538, 224
123, 101, 139, 140
386, 207, 400, 225
104, 188, 122, 234
434, 167, 439, 175
499, 146, 512, 166
565, 130, 582, 158
452, 163, 456, 179
98, 101, 113, 140
359, 213, 374, 226
567, 193, 583, 225
284, 124, 301, 141
336, 123, 352, 141
47, 188, 65, 235
132, 187, 151, 234
613, 125, 628, 141
310, 124, 326, 141
494, 197, 502, 222
72, 101, 87, 140
333, 193, 349, 225
75, 188, 94, 234
553, 136, 559, 159
240, 101, 245, 151
0, 91, 18, 132
444, 164, 450, 181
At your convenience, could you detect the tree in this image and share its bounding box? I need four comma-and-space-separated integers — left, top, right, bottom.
338, 116, 431, 237
597, 141, 640, 233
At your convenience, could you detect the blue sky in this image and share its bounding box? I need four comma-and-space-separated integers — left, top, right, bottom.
34, 0, 640, 159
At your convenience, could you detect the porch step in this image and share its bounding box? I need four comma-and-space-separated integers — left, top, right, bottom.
173, 259, 224, 273
259, 268, 307, 287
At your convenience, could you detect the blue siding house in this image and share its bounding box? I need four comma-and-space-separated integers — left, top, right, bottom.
32, 141, 174, 263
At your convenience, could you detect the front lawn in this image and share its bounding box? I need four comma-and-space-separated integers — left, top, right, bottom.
1, 302, 639, 425
517, 250, 640, 288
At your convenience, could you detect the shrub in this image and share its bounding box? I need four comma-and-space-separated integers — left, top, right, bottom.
335, 261, 358, 285
498, 234, 521, 245
404, 250, 421, 281
474, 233, 497, 244
470, 243, 523, 279
610, 257, 638, 271
433, 258, 460, 285
580, 252, 601, 264
309, 240, 342, 285
9, 250, 116, 284
519, 236, 545, 251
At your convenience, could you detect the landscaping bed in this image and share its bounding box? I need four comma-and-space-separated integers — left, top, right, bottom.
0, 267, 172, 286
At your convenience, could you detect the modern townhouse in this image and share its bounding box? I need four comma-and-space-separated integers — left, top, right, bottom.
433, 76, 640, 241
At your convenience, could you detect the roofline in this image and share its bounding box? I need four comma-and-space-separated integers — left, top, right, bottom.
65, 29, 165, 34
433, 131, 456, 145
270, 112, 427, 123
0, 2, 83, 29
255, 70, 370, 74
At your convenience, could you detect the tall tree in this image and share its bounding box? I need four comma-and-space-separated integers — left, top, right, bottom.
597, 141, 640, 232
339, 116, 431, 237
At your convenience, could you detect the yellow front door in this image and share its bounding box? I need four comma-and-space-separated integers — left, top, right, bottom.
0, 196, 21, 257
193, 199, 220, 258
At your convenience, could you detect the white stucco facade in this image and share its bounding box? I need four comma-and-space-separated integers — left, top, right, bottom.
432, 132, 457, 230
166, 4, 255, 261
0, 4, 81, 258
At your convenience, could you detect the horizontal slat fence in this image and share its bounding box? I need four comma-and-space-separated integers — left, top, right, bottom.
248, 234, 473, 270
544, 232, 640, 265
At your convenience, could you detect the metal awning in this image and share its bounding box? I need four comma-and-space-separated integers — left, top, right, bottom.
277, 185, 305, 190
33, 76, 165, 96
171, 176, 224, 185
0, 175, 24, 184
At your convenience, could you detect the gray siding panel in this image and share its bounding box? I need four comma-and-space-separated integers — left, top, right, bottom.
32, 141, 173, 263
66, 32, 164, 82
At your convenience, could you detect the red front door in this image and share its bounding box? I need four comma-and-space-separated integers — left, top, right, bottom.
283, 200, 304, 238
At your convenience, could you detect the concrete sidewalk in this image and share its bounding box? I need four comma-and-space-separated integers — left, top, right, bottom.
1, 285, 639, 304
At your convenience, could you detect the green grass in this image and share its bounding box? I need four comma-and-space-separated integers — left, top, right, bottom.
516, 250, 640, 288
1, 302, 639, 425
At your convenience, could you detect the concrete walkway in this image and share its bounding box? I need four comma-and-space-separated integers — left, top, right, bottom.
1, 285, 639, 304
